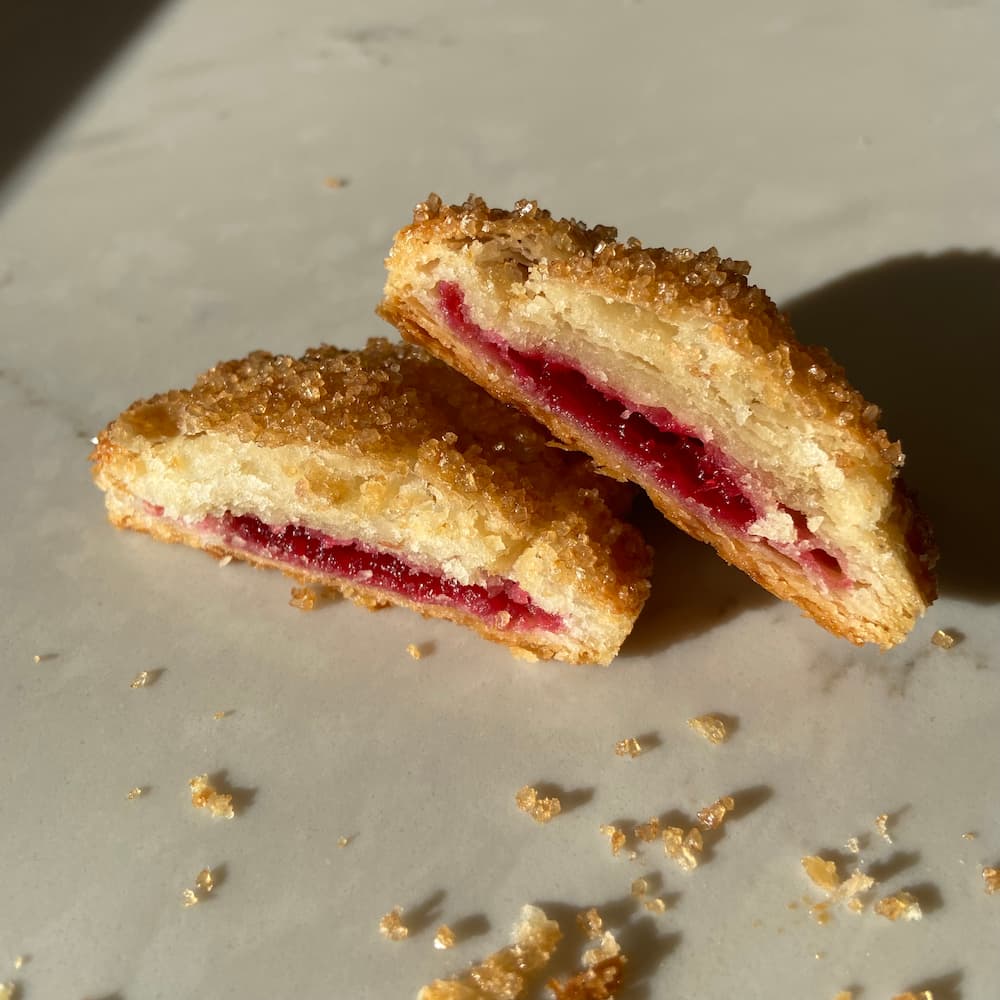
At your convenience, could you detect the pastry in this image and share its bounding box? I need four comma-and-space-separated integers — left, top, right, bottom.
378, 195, 937, 647
91, 338, 652, 665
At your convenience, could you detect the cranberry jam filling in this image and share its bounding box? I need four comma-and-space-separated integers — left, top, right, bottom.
212, 512, 564, 634
437, 281, 847, 586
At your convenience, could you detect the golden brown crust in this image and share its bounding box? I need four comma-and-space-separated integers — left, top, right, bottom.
92, 339, 652, 665
379, 195, 937, 647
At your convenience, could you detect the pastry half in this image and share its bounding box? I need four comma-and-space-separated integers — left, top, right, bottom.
91, 338, 652, 665
378, 195, 937, 647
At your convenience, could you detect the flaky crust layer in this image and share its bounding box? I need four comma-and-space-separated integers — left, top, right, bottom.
92, 339, 652, 665
378, 195, 938, 648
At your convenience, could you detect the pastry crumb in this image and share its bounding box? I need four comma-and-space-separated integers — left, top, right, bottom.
433, 924, 456, 950
875, 813, 893, 844
982, 867, 1000, 894
337, 836, 351, 848
126, 786, 144, 800
323, 176, 347, 189
181, 888, 199, 908
515, 785, 561, 824
696, 795, 735, 831
874, 891, 922, 921
212, 710, 227, 720
289, 586, 320, 610
600, 824, 627, 857
217, 554, 233, 567
189, 774, 235, 819
632, 817, 661, 843
802, 856, 841, 893
845, 836, 860, 853
581, 930, 620, 968
195, 867, 215, 895
614, 737, 642, 758
549, 954, 627, 1000
32, 652, 57, 664
379, 906, 409, 941
687, 714, 727, 745
961, 831, 976, 841
12, 958, 24, 972
406, 643, 422, 660
577, 908, 604, 939
0, 983, 15, 1000
663, 826, 702, 871
130, 670, 153, 688
930, 628, 956, 649
833, 992, 852, 1000
418, 904, 561, 999
643, 897, 666, 914
892, 992, 934, 1000
630, 877, 648, 898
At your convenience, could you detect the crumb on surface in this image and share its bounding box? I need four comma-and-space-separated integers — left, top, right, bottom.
632, 817, 661, 843
577, 908, 604, 939
32, 653, 57, 664
189, 774, 235, 819
12, 958, 24, 971
549, 954, 627, 1000
337, 836, 351, 848
802, 856, 841, 893
130, 670, 152, 688
875, 813, 893, 844
982, 867, 1000, 894
181, 888, 199, 908
643, 898, 666, 914
196, 868, 215, 895
614, 737, 642, 758
874, 891, 922, 921
892, 992, 934, 1000
931, 628, 956, 649
217, 554, 233, 567
663, 826, 702, 871
630, 878, 648, 898
600, 824, 627, 857
126, 786, 143, 800
323, 176, 346, 189
845, 837, 860, 854
687, 714, 727, 745
406, 643, 422, 660
212, 710, 227, 720
833, 992, 853, 1000
418, 904, 561, 999
379, 906, 409, 941
581, 930, 620, 968
433, 924, 456, 950
697, 795, 735, 831
0, 983, 15, 1000
289, 585, 321, 610
961, 831, 976, 841
515, 785, 561, 824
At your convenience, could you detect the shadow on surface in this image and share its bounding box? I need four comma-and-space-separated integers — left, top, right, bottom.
0, 0, 171, 199
784, 251, 1000, 604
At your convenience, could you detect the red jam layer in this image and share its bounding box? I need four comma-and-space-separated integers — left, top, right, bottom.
437, 281, 846, 586
213, 512, 564, 634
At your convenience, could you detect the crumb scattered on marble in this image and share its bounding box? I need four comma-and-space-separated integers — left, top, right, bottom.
195, 868, 215, 895
337, 836, 351, 848
802, 856, 842, 894
32, 652, 57, 664
130, 670, 153, 689
577, 908, 604, 939
833, 992, 852, 1000
323, 176, 347, 189
181, 888, 199, 908
581, 930, 620, 969
632, 817, 661, 842
697, 795, 735, 831
289, 586, 320, 610
433, 924, 456, 950
406, 643, 422, 660
379, 906, 409, 941
931, 628, 956, 649
213, 710, 227, 720
961, 831, 976, 841
875, 813, 893, 844
12, 957, 24, 971
189, 774, 235, 819
688, 714, 727, 745
600, 824, 627, 857
515, 785, 561, 824
643, 898, 666, 914
982, 867, 1000, 894
614, 737, 642, 758
630, 878, 648, 898
217, 554, 233, 567
845, 836, 860, 853
418, 904, 561, 999
663, 826, 702, 871
874, 891, 922, 921
550, 931, 627, 1000
126, 786, 143, 800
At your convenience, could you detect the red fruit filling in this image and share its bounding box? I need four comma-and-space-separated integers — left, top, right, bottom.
437, 281, 847, 587
205, 511, 564, 634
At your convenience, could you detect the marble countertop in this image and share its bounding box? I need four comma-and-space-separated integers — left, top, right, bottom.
2, 1, 999, 997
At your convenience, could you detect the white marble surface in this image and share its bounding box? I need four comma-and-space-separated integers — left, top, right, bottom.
2, 1, 999, 997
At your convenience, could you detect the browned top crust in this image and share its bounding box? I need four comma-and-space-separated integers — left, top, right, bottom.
394, 194, 903, 472
95, 338, 648, 591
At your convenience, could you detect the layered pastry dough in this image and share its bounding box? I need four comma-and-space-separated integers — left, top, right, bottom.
379, 194, 937, 647
91, 338, 652, 664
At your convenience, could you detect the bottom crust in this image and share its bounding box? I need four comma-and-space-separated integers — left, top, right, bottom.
102, 488, 613, 665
